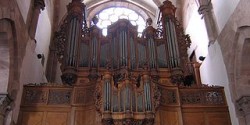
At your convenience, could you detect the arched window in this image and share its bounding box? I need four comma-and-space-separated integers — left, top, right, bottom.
95, 7, 146, 36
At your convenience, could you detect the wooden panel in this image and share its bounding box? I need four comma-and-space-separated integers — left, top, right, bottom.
160, 110, 179, 125
154, 111, 160, 125
183, 112, 205, 125
207, 112, 231, 125
45, 112, 68, 125
74, 109, 101, 125
20, 111, 44, 125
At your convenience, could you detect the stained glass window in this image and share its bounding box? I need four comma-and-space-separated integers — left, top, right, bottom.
95, 7, 146, 36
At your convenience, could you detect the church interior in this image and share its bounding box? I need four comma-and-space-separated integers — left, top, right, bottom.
0, 0, 250, 125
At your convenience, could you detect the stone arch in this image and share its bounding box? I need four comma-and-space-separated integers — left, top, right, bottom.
0, 18, 19, 98
232, 26, 250, 98
86, 1, 153, 26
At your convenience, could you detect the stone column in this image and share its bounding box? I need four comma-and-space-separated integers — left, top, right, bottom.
0, 94, 12, 125
197, 0, 218, 46
237, 96, 250, 125
29, 0, 45, 39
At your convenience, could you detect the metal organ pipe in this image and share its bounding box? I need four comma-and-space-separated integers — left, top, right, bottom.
66, 19, 73, 66
147, 81, 152, 111
166, 19, 174, 68
107, 80, 110, 110
172, 20, 180, 66
119, 31, 123, 66
165, 18, 179, 68
125, 32, 128, 66
130, 37, 135, 69
67, 18, 76, 66
144, 77, 152, 111
74, 19, 80, 66
91, 37, 98, 67
103, 80, 106, 111
103, 73, 111, 111
61, 0, 85, 85
149, 38, 156, 68
169, 20, 178, 67
119, 30, 128, 67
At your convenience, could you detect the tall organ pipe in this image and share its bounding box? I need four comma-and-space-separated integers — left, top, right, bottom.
143, 18, 157, 69
61, 0, 85, 85
91, 37, 98, 67
103, 73, 111, 111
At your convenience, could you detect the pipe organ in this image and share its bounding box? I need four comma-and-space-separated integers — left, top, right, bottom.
18, 1, 232, 125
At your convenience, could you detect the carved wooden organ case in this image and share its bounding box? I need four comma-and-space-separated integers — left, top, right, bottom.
19, 0, 231, 125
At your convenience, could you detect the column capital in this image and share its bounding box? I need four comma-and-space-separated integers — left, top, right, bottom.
198, 2, 212, 16
236, 96, 250, 116
0, 94, 12, 115
34, 0, 45, 10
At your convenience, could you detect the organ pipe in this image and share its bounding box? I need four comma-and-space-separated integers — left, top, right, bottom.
103, 72, 111, 111
159, 1, 190, 84
91, 37, 98, 67
61, 0, 85, 85
143, 18, 157, 69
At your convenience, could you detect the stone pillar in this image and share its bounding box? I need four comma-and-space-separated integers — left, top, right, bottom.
237, 96, 250, 125
0, 94, 12, 125
197, 0, 218, 46
29, 0, 45, 39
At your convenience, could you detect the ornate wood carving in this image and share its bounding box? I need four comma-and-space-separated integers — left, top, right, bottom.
23, 88, 47, 104
21, 1, 231, 125
160, 88, 178, 105
180, 87, 226, 106
48, 90, 72, 105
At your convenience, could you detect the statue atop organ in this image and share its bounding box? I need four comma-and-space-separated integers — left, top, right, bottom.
18, 1, 232, 125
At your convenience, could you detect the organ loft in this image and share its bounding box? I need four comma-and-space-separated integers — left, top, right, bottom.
18, 0, 232, 125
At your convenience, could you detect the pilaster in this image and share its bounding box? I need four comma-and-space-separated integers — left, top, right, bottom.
197, 0, 218, 46
29, 0, 45, 39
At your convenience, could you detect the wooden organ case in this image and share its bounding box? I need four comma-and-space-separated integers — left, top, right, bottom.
18, 0, 232, 125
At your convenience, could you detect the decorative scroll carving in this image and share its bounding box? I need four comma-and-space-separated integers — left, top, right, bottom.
95, 82, 103, 114
180, 91, 201, 105
160, 89, 177, 105
54, 25, 67, 62
23, 89, 47, 104
170, 70, 184, 84
88, 69, 99, 82
48, 90, 72, 105
180, 88, 226, 106
102, 118, 154, 125
152, 82, 161, 109
95, 68, 160, 125
61, 72, 77, 85
22, 86, 75, 106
